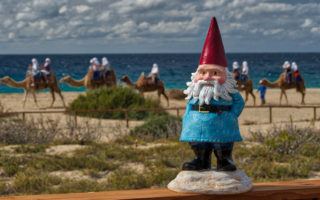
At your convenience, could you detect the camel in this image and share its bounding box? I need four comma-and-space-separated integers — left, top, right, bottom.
232, 70, 256, 106
236, 79, 256, 106
60, 68, 116, 90
260, 73, 306, 105
167, 89, 186, 100
0, 74, 66, 108
121, 73, 169, 106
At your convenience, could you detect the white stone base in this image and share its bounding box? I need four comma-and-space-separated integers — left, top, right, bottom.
168, 170, 252, 194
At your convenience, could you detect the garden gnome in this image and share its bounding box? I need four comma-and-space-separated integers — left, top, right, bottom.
168, 17, 251, 195
180, 17, 244, 172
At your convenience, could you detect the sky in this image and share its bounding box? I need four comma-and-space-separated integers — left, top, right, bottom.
0, 0, 320, 54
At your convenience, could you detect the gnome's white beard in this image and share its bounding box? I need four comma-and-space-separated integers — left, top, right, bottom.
184, 70, 238, 105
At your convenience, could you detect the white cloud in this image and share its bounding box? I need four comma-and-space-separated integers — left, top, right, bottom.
8, 32, 15, 39
97, 12, 110, 21
244, 3, 294, 14
75, 5, 91, 13
203, 0, 226, 8
16, 12, 37, 20
139, 22, 150, 29
301, 18, 313, 28
263, 28, 284, 36
311, 27, 320, 34
109, 0, 166, 14
59, 5, 67, 14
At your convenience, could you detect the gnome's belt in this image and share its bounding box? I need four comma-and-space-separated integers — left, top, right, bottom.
191, 104, 231, 113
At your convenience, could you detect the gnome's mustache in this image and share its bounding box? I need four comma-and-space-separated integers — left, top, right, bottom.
184, 79, 220, 105
197, 80, 220, 105
184, 80, 216, 96
193, 80, 216, 96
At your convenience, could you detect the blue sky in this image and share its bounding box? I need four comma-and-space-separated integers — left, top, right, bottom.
0, 0, 320, 54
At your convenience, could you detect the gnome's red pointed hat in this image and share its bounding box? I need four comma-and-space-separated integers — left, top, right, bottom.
199, 17, 227, 67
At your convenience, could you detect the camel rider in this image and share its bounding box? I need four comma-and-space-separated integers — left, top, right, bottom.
101, 57, 111, 71
101, 57, 113, 80
291, 62, 302, 83
232, 61, 240, 81
241, 61, 249, 83
282, 61, 292, 84
91, 57, 101, 81
88, 58, 94, 69
30, 58, 40, 87
148, 63, 159, 85
41, 58, 51, 84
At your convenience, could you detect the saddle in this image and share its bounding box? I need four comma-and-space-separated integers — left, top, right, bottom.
144, 75, 160, 85
92, 71, 103, 81
31, 72, 52, 88
91, 69, 115, 85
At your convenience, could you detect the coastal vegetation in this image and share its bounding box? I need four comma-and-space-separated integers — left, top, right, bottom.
1, 110, 320, 195
69, 87, 166, 120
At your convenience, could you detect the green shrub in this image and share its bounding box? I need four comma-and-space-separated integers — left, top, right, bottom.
14, 145, 47, 154
237, 124, 320, 181
130, 115, 181, 141
106, 169, 150, 190
69, 87, 166, 120
14, 169, 62, 194
249, 124, 320, 156
50, 179, 103, 193
0, 156, 28, 177
0, 182, 14, 195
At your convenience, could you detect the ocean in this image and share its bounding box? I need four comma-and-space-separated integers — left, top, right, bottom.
0, 53, 319, 93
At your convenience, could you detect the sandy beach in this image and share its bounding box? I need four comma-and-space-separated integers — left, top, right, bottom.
1, 88, 320, 140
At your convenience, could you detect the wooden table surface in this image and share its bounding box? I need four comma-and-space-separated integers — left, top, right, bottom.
0, 179, 320, 200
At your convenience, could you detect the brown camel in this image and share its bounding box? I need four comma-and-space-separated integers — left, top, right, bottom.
232, 70, 256, 105
121, 73, 169, 106
60, 69, 116, 90
0, 74, 66, 108
167, 89, 186, 100
236, 79, 256, 106
260, 73, 306, 105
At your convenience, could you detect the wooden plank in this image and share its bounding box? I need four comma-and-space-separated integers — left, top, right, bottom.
1, 179, 320, 200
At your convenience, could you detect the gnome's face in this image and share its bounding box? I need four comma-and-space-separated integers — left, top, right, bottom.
195, 64, 226, 84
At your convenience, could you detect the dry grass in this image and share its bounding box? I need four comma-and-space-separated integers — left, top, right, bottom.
0, 115, 102, 145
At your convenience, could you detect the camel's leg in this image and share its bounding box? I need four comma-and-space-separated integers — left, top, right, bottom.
31, 91, 39, 107
157, 90, 161, 104
250, 91, 256, 106
57, 91, 66, 108
245, 91, 249, 103
22, 90, 29, 108
279, 91, 283, 105
159, 89, 169, 107
49, 90, 55, 108
283, 91, 289, 105
301, 91, 306, 105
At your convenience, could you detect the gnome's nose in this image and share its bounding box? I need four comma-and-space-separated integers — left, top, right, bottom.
203, 73, 212, 81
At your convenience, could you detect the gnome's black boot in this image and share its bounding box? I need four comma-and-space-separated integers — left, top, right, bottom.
182, 146, 212, 171
182, 146, 203, 171
214, 149, 237, 171
202, 147, 212, 170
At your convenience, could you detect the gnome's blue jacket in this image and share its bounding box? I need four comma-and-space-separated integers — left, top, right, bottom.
180, 92, 244, 143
